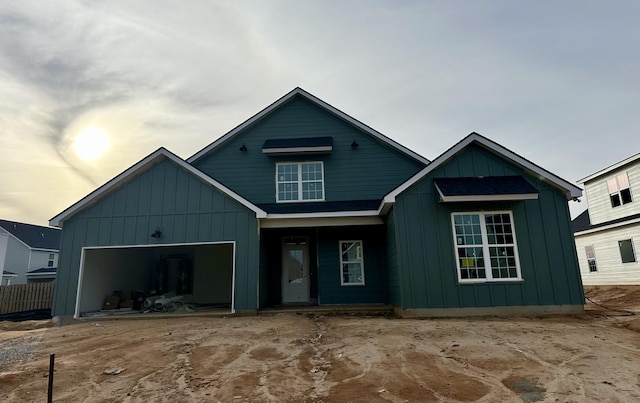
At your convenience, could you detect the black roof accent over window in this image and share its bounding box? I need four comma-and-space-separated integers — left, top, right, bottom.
262, 137, 333, 155
257, 199, 380, 214
433, 176, 538, 200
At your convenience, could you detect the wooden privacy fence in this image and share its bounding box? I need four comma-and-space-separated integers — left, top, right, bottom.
0, 283, 54, 314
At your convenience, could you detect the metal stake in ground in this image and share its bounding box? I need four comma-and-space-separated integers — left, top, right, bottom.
47, 353, 54, 403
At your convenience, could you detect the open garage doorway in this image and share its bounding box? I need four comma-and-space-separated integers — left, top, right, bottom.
74, 242, 235, 318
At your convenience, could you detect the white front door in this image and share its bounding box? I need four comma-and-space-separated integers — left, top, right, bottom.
282, 240, 309, 303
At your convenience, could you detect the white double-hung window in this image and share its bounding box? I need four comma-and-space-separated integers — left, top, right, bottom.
451, 211, 522, 283
276, 162, 324, 202
340, 240, 365, 285
607, 172, 632, 207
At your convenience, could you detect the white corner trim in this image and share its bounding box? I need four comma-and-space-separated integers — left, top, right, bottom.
574, 217, 640, 236
187, 88, 430, 165
382, 133, 582, 203
50, 148, 266, 227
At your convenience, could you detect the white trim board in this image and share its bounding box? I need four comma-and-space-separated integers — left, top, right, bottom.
73, 241, 236, 319
50, 148, 267, 227
380, 132, 582, 211
578, 152, 640, 184
260, 216, 383, 229
187, 87, 430, 165
434, 183, 539, 202
574, 217, 640, 237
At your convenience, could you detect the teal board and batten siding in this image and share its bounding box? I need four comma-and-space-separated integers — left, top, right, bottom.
392, 144, 584, 310
53, 157, 259, 316
193, 96, 425, 204
316, 226, 388, 305
385, 209, 402, 307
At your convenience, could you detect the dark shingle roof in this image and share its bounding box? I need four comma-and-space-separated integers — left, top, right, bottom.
0, 219, 61, 250
27, 267, 57, 274
572, 209, 640, 234
2, 271, 17, 276
257, 199, 380, 214
571, 210, 592, 233
263, 137, 333, 149
433, 176, 538, 196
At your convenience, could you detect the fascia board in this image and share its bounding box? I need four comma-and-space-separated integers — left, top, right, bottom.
187, 88, 430, 166
265, 210, 379, 220
578, 153, 640, 184
574, 217, 640, 236
50, 148, 266, 227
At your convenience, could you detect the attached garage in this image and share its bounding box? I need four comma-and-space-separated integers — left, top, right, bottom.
50, 149, 266, 321
75, 242, 234, 318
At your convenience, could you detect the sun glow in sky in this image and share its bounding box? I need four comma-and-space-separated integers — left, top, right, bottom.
74, 127, 109, 160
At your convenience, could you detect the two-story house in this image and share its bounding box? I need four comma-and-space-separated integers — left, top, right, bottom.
0, 219, 61, 285
572, 153, 640, 285
49, 88, 584, 321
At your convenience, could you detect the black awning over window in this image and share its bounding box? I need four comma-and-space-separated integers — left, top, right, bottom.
433, 176, 539, 202
262, 137, 333, 155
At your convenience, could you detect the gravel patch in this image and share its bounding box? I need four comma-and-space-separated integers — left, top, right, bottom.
0, 337, 40, 370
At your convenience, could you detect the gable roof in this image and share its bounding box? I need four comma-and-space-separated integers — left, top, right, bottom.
0, 219, 60, 250
381, 132, 582, 210
578, 152, 640, 184
50, 148, 267, 227
187, 87, 430, 165
571, 209, 592, 233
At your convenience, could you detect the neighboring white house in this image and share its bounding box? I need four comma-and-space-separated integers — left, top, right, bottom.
573, 153, 640, 285
0, 219, 61, 285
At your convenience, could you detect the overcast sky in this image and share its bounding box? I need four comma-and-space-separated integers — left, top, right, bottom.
1, 1, 638, 226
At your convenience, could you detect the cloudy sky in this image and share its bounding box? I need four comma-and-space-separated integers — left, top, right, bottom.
1, 1, 638, 226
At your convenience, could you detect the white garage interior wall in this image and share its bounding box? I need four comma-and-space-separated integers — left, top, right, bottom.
76, 242, 234, 317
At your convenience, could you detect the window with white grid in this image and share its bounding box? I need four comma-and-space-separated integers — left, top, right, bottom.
451, 212, 522, 283
276, 162, 324, 202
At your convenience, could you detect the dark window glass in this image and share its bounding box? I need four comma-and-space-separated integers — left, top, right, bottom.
621, 188, 633, 204
619, 239, 636, 263
610, 194, 621, 207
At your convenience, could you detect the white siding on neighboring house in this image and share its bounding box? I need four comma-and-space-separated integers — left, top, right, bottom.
0, 233, 8, 271
584, 163, 640, 226
29, 250, 58, 270
575, 223, 640, 285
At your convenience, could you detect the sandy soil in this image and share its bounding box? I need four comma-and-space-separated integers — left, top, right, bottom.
1, 287, 639, 402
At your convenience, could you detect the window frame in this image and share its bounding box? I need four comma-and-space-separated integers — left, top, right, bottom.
607, 172, 633, 208
48, 253, 55, 267
451, 211, 523, 283
585, 245, 597, 273
618, 239, 637, 264
275, 161, 325, 203
339, 240, 365, 286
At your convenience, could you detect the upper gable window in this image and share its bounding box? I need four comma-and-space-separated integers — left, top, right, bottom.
276, 162, 324, 202
607, 172, 632, 207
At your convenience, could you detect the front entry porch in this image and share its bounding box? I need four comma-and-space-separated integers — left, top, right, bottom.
259, 225, 389, 309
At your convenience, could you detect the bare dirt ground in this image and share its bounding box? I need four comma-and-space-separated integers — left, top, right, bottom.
1, 287, 639, 402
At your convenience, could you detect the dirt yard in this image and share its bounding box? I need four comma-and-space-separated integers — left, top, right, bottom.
1, 287, 639, 402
